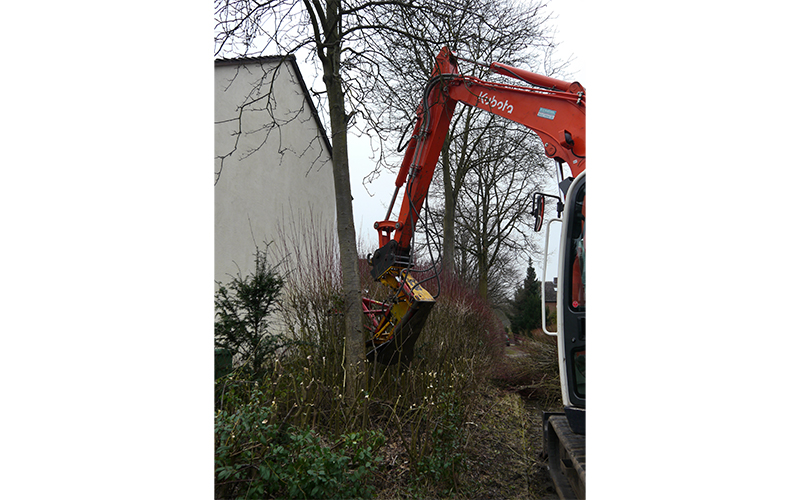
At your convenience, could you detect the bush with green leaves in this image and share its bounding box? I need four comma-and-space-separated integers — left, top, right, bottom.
215, 376, 385, 499
215, 245, 285, 377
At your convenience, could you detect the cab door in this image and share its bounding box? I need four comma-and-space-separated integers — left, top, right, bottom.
558, 171, 586, 420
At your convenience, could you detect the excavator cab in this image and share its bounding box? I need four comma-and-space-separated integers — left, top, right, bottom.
559, 171, 586, 431
541, 171, 586, 499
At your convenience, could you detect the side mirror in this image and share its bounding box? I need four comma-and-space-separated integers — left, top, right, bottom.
532, 193, 545, 232
532, 192, 565, 232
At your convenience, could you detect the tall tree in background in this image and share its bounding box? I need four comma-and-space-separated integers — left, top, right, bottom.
509, 261, 542, 335
454, 121, 547, 300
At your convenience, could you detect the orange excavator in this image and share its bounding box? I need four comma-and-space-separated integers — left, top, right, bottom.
362, 47, 586, 498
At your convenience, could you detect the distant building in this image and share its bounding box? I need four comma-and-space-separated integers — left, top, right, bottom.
214, 55, 336, 286
544, 279, 558, 313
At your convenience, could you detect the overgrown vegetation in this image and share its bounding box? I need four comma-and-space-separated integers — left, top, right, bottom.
493, 331, 561, 407
215, 381, 385, 499
214, 222, 561, 498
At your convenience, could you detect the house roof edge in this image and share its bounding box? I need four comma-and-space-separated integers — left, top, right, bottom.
214, 54, 333, 158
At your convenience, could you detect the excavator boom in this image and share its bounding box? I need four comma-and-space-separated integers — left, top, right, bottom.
364, 47, 585, 366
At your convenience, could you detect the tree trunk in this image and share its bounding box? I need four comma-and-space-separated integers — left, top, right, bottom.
322, 42, 365, 401
478, 169, 490, 300
441, 132, 455, 275
478, 241, 489, 299
477, 228, 489, 299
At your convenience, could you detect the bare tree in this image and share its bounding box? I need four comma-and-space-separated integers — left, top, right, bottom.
216, 0, 375, 396
214, 0, 481, 395
360, 0, 562, 299
452, 119, 548, 299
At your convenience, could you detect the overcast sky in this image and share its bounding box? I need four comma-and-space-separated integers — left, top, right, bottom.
5, 2, 797, 498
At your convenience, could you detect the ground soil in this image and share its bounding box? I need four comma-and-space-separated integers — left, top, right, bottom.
457, 383, 561, 499
373, 344, 562, 499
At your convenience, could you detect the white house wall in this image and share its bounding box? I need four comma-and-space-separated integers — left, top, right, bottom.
215, 57, 336, 286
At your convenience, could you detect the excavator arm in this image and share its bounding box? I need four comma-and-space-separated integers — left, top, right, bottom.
363, 47, 586, 366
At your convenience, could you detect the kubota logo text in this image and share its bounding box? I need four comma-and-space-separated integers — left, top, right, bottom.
478, 91, 513, 114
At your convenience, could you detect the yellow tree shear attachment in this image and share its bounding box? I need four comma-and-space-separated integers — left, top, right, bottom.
362, 268, 435, 366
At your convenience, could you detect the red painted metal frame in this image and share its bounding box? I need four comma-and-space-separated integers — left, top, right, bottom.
373, 46, 586, 256
362, 297, 389, 334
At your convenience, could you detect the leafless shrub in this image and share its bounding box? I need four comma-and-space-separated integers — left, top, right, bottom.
494, 330, 561, 406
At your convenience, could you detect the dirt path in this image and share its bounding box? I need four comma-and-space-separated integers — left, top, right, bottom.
458, 385, 560, 499
505, 344, 527, 358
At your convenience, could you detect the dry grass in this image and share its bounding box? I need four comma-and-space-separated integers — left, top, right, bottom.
493, 330, 562, 407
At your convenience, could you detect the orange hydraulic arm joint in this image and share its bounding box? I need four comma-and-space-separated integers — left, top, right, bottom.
365, 47, 585, 365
